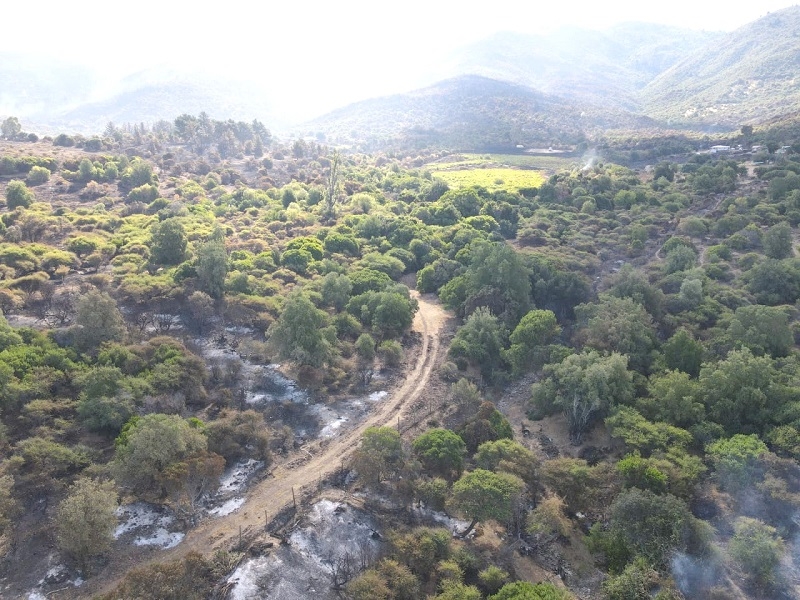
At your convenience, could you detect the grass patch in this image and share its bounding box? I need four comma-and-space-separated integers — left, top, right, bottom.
431, 167, 546, 192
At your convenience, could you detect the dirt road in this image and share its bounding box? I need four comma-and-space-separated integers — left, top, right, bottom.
81, 291, 449, 598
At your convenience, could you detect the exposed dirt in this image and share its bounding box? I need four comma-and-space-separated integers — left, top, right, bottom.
67, 291, 450, 599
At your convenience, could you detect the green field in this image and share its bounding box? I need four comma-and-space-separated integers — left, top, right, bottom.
426, 153, 576, 192
431, 167, 547, 192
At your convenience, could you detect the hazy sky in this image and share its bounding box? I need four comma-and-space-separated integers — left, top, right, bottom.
4, 0, 798, 122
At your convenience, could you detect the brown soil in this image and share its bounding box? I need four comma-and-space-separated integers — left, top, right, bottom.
66, 291, 450, 599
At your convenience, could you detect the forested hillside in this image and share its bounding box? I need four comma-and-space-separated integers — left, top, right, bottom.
0, 113, 800, 600
641, 6, 800, 127
446, 24, 720, 111
305, 75, 658, 152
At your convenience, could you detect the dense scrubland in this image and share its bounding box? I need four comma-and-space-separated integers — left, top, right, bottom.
0, 112, 800, 600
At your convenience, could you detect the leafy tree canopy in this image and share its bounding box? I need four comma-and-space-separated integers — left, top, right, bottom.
268, 292, 336, 368
450, 469, 525, 535
413, 428, 467, 480
531, 350, 634, 444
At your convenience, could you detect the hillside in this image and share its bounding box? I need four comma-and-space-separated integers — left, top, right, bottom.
0, 63, 280, 134
304, 75, 658, 152
641, 5, 800, 128
59, 72, 279, 133
447, 24, 720, 112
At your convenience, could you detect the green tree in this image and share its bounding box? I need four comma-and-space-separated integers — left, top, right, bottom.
150, 218, 188, 265
728, 304, 793, 358
601, 557, 659, 600
504, 309, 560, 374
26, 165, 50, 186
589, 488, 708, 570
450, 469, 525, 537
746, 258, 800, 305
475, 438, 538, 485
323, 150, 341, 220
323, 232, 359, 256
412, 428, 467, 480
113, 414, 208, 499
5, 180, 34, 209
14, 437, 90, 491
434, 581, 482, 600
478, 566, 509, 596
607, 266, 665, 320
638, 370, 704, 428
196, 237, 228, 299
56, 477, 117, 573
350, 268, 392, 294
699, 349, 782, 434
77, 393, 135, 436
728, 517, 785, 588
281, 248, 314, 275
378, 339, 403, 367
450, 378, 482, 411
460, 243, 531, 325
320, 272, 352, 310
1, 116, 21, 139
531, 351, 634, 444
449, 307, 507, 380
268, 292, 335, 367
353, 426, 404, 486
371, 291, 418, 338
763, 221, 793, 259
120, 157, 155, 191
575, 296, 656, 373
664, 245, 697, 274
490, 581, 573, 600
678, 277, 703, 309
661, 329, 703, 378
459, 401, 513, 453
78, 158, 98, 183
706, 434, 768, 492
346, 570, 392, 600
442, 188, 482, 217
605, 407, 692, 456
346, 289, 418, 338
355, 333, 376, 361
388, 528, 450, 581
74, 290, 126, 352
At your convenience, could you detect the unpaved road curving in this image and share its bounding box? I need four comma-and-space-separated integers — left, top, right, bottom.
78, 291, 449, 599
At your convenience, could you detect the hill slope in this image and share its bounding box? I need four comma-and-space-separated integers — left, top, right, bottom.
0, 63, 278, 134
305, 75, 657, 152
448, 24, 720, 112
641, 6, 800, 128
59, 71, 278, 133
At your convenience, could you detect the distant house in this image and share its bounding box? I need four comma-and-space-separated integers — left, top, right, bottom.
710, 145, 731, 154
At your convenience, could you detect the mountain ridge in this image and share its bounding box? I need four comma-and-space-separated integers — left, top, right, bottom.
303, 74, 658, 152
640, 5, 800, 127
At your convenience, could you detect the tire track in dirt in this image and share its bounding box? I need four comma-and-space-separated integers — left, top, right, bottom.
85, 292, 448, 598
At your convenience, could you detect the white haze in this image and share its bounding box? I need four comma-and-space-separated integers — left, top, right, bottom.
4, 0, 798, 124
